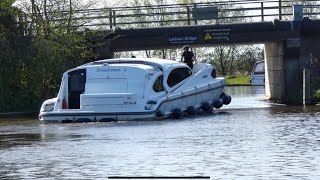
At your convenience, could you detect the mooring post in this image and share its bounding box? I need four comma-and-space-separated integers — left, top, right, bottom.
303, 67, 311, 105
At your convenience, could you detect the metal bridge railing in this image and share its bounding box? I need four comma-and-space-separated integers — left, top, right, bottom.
25, 0, 320, 30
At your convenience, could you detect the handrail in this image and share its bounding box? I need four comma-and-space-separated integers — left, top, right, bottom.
23, 0, 320, 30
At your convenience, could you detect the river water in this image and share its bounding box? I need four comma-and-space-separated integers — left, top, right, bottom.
1, 86, 320, 179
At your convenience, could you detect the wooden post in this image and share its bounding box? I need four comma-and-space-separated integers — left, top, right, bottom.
303, 68, 311, 105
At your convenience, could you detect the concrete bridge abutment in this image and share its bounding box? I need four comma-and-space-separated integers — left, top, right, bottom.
265, 38, 303, 104
265, 35, 320, 104
265, 42, 286, 103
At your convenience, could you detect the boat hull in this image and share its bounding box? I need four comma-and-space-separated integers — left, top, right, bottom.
39, 59, 231, 123
39, 112, 157, 123
39, 83, 227, 123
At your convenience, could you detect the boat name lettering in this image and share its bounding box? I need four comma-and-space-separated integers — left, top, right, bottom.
124, 102, 137, 105
97, 68, 121, 72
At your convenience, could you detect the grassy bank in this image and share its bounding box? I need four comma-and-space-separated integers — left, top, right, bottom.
225, 75, 250, 85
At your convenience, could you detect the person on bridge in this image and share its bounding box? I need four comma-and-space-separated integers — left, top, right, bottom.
181, 45, 195, 69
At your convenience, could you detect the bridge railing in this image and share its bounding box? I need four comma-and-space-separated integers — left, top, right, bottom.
32, 0, 320, 30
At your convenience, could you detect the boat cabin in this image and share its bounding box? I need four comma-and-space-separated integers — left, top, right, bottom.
250, 60, 265, 86
57, 58, 196, 111
39, 58, 228, 122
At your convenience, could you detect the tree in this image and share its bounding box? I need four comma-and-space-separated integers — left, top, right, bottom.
200, 46, 236, 75
0, 0, 20, 37
0, 0, 23, 111
235, 45, 264, 74
0, 0, 94, 112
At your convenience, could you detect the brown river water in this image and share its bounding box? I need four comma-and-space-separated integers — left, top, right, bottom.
0, 86, 320, 179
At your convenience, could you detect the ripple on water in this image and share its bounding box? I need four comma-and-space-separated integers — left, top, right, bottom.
1, 86, 320, 178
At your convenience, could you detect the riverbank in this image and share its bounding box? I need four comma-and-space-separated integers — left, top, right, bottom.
0, 112, 38, 119
225, 75, 250, 86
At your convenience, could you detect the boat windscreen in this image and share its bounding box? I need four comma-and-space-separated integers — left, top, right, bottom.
252, 62, 265, 74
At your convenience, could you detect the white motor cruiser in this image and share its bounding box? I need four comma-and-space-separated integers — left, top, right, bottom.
39, 58, 231, 123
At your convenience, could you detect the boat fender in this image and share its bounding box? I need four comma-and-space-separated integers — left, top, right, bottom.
201, 102, 212, 112
171, 108, 183, 119
99, 118, 117, 122
186, 106, 196, 115
156, 110, 164, 117
223, 94, 232, 105
61, 120, 72, 123
220, 92, 226, 98
75, 118, 92, 123
196, 106, 202, 112
212, 98, 224, 109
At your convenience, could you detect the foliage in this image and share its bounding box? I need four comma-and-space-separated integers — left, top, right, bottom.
234, 45, 264, 74
225, 75, 250, 85
315, 89, 320, 100
176, 0, 195, 4
197, 45, 263, 76
311, 73, 320, 102
0, 0, 93, 112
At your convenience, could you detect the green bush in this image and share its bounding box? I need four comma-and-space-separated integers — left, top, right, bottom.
315, 89, 320, 99
226, 75, 250, 85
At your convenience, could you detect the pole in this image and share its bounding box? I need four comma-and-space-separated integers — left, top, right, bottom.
279, 0, 282, 20
303, 68, 311, 105
193, 3, 197, 25
261, 2, 264, 21
187, 6, 191, 25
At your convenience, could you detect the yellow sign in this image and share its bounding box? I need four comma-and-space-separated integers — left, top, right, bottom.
204, 33, 212, 40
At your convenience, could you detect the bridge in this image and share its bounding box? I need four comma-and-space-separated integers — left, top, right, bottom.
37, 0, 320, 104
94, 18, 320, 105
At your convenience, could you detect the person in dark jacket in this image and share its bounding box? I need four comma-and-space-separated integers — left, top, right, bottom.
181, 45, 195, 69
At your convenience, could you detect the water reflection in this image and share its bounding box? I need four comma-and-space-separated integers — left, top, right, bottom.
225, 85, 265, 96
0, 133, 42, 149
1, 86, 320, 179
224, 86, 276, 109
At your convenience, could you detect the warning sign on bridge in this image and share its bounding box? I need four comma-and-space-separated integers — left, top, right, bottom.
204, 33, 212, 40
204, 28, 231, 41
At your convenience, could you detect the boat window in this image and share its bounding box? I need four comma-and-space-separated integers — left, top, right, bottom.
69, 74, 86, 92
252, 61, 265, 74
68, 69, 86, 109
211, 68, 217, 78
167, 68, 192, 88
153, 75, 165, 92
